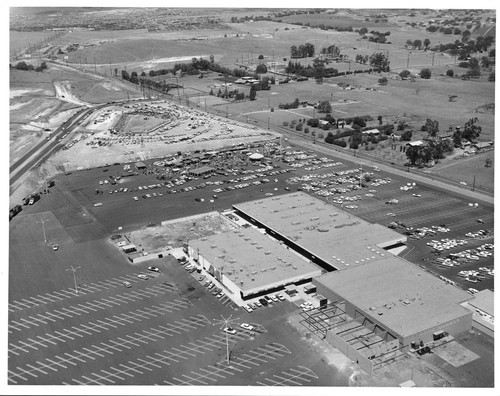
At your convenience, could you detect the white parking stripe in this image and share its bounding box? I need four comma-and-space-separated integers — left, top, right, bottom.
37, 335, 57, 345
103, 342, 122, 353
55, 354, 77, 366
100, 369, 125, 381
92, 344, 114, 356
36, 360, 58, 372
138, 357, 161, 369
91, 373, 115, 384
120, 363, 143, 375
53, 309, 73, 318
18, 340, 38, 351
81, 375, 102, 385
9, 320, 30, 329
84, 347, 104, 358
46, 358, 67, 370
88, 321, 109, 331
16, 366, 38, 378
110, 366, 134, 378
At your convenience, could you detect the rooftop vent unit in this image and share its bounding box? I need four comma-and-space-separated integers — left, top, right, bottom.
310, 217, 319, 221
292, 221, 301, 225
210, 245, 217, 249
201, 237, 207, 241
218, 255, 225, 259
264, 251, 271, 255
256, 246, 263, 249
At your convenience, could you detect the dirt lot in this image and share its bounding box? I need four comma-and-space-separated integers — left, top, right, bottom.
127, 211, 238, 253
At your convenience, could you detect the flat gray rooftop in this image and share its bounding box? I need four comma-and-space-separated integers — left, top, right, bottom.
190, 226, 321, 293
233, 192, 406, 270
314, 256, 473, 338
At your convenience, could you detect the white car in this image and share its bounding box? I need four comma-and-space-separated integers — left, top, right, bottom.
148, 266, 159, 272
240, 323, 255, 331
276, 294, 286, 301
137, 274, 149, 280
270, 295, 279, 302
123, 281, 132, 288
224, 327, 237, 335
243, 305, 253, 313
133, 196, 139, 201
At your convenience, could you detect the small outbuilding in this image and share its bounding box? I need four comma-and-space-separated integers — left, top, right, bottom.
135, 161, 147, 170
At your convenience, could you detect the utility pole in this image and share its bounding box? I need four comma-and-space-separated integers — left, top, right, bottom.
407, 52, 411, 69
66, 265, 81, 295
472, 175, 476, 192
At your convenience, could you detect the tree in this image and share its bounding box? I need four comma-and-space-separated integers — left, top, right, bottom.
420, 68, 431, 79
377, 115, 383, 125
290, 45, 298, 58
413, 39, 422, 49
359, 27, 368, 36
256, 64, 268, 74
209, 54, 215, 63
249, 85, 257, 101
399, 69, 411, 79
462, 117, 481, 141
401, 130, 413, 141
423, 38, 431, 49
406, 145, 421, 165
317, 100, 332, 113
378, 76, 388, 85
370, 52, 390, 72
405, 39, 413, 47
446, 69, 454, 77
424, 118, 439, 137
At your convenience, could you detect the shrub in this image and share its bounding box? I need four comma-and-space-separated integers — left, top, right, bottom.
282, 121, 289, 127
420, 68, 432, 79
446, 69, 454, 77
296, 123, 303, 131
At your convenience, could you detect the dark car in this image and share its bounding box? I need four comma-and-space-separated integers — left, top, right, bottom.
259, 298, 268, 306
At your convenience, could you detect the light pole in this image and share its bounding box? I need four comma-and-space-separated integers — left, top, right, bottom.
66, 265, 81, 294
37, 218, 49, 243
214, 314, 239, 365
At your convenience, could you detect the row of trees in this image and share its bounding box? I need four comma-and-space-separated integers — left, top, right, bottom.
405, 38, 431, 50
11, 61, 48, 72
285, 59, 338, 78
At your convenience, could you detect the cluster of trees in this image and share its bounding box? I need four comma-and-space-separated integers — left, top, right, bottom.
368, 30, 391, 44
285, 59, 338, 78
355, 54, 370, 64
316, 100, 332, 113
432, 36, 494, 60
290, 43, 315, 59
369, 52, 390, 72
406, 139, 454, 165
452, 117, 482, 147
278, 98, 300, 110
320, 45, 341, 57
11, 61, 48, 72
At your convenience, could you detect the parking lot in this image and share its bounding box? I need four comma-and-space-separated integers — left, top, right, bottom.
10, 142, 494, 386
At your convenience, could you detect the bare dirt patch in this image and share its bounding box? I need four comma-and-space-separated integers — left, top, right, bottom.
127, 212, 237, 253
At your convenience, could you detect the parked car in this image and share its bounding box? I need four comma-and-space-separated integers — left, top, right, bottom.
123, 281, 132, 288
137, 274, 149, 280
243, 305, 253, 313
224, 327, 236, 335
148, 266, 159, 272
240, 323, 255, 331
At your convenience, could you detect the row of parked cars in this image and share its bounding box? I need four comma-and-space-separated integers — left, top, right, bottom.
242, 294, 286, 313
